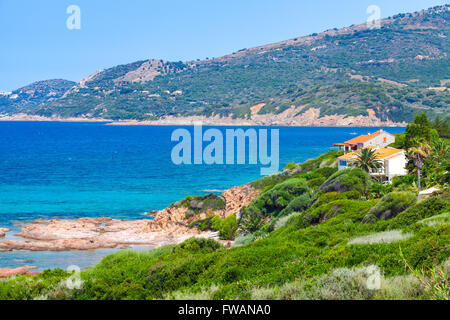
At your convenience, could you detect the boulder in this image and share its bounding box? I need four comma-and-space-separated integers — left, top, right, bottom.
0, 228, 10, 238
0, 266, 39, 279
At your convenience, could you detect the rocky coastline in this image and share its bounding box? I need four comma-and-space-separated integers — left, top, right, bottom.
0, 110, 406, 127
0, 184, 259, 255
0, 266, 40, 279
0, 228, 9, 238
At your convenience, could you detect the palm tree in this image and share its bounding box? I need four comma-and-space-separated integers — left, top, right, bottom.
431, 139, 449, 161
355, 148, 384, 174
407, 141, 431, 193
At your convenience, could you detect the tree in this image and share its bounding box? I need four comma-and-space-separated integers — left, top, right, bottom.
431, 138, 449, 162
431, 116, 450, 139
423, 138, 450, 187
404, 112, 437, 149
407, 140, 431, 193
355, 148, 384, 174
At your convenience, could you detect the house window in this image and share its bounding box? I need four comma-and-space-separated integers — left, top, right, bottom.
340, 160, 347, 167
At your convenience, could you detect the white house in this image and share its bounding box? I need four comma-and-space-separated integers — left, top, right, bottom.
337, 146, 408, 182
334, 129, 396, 152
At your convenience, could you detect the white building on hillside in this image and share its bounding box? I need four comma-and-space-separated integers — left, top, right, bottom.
334, 129, 396, 152
338, 146, 408, 182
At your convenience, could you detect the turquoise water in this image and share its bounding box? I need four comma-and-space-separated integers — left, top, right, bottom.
0, 122, 405, 270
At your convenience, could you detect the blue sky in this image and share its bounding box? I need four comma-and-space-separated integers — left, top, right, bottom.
0, 0, 446, 91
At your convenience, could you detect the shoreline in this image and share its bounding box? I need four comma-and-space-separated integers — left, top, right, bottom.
0, 114, 112, 123
0, 184, 258, 256
0, 114, 406, 127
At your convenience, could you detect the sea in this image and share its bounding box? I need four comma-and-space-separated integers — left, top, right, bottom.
0, 122, 405, 270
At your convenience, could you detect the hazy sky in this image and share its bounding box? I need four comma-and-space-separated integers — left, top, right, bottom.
0, 0, 446, 91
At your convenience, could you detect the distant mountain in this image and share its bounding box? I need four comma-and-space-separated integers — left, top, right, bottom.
0, 79, 76, 114
5, 5, 450, 125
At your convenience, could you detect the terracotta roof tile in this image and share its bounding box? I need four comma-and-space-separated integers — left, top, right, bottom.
338, 147, 404, 161
344, 130, 383, 145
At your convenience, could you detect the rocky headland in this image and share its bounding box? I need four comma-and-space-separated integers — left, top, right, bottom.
0, 266, 40, 279
0, 184, 260, 253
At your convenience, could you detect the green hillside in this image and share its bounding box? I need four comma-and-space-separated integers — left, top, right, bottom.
0, 79, 76, 114
2, 5, 449, 124
26, 5, 449, 123
0, 114, 448, 300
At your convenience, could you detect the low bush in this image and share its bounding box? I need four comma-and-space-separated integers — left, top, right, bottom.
320, 168, 371, 195
190, 214, 238, 240
239, 178, 310, 233
348, 230, 413, 245
418, 212, 450, 227
284, 162, 297, 171
392, 174, 416, 188
0, 269, 71, 300
280, 193, 311, 216
173, 193, 226, 219
368, 192, 417, 220
389, 195, 450, 228
313, 167, 338, 179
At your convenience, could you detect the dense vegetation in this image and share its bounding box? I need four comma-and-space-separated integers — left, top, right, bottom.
1, 5, 449, 122
1, 115, 448, 300
0, 79, 76, 114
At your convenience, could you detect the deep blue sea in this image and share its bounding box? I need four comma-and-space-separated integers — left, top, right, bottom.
0, 122, 405, 270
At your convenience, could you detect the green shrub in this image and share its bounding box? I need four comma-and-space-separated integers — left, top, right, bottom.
369, 183, 393, 199
418, 212, 450, 227
376, 275, 423, 300
214, 214, 238, 240
232, 234, 257, 247
273, 212, 304, 231
296, 151, 342, 173
316, 192, 347, 204
343, 191, 363, 200
320, 168, 371, 195
189, 216, 217, 231
0, 269, 71, 300
367, 192, 417, 220
308, 177, 327, 189
284, 162, 297, 171
348, 230, 413, 245
392, 175, 416, 188
297, 199, 376, 227
313, 167, 339, 179
239, 178, 310, 233
389, 193, 450, 228
280, 193, 311, 216
191, 214, 238, 240
250, 174, 290, 191
211, 281, 252, 300
173, 193, 226, 218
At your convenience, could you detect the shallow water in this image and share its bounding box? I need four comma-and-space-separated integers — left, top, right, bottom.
0, 122, 405, 270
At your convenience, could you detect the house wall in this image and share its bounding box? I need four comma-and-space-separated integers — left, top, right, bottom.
363, 131, 395, 148
385, 153, 408, 180
338, 160, 349, 171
